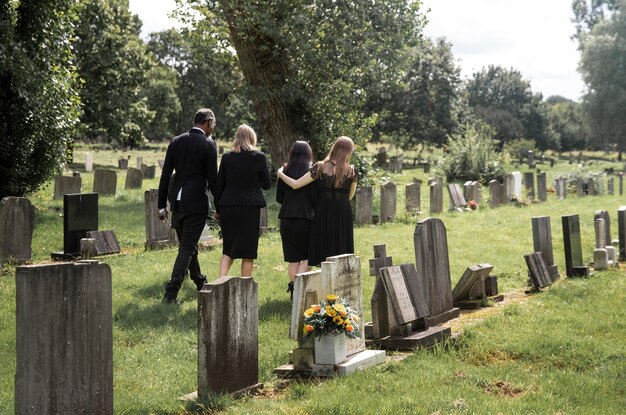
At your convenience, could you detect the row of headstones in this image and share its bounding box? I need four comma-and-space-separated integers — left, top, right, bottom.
54, 165, 156, 199
525, 208, 626, 291
554, 174, 623, 200
373, 149, 433, 174
13, 261, 261, 413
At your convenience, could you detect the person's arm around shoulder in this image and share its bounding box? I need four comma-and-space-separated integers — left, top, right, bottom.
277, 166, 315, 189
348, 165, 357, 200
258, 151, 272, 190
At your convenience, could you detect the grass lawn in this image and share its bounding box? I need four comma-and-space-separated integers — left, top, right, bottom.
0, 144, 625, 414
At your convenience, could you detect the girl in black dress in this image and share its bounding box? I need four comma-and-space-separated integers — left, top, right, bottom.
277, 136, 357, 267
276, 141, 314, 297
214, 124, 271, 276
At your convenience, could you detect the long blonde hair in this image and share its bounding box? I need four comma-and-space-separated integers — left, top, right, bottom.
314, 136, 355, 187
231, 124, 257, 152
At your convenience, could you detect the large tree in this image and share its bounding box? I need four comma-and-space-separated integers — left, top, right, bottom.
0, 0, 81, 198
545, 96, 589, 151
573, 0, 626, 153
183, 0, 425, 165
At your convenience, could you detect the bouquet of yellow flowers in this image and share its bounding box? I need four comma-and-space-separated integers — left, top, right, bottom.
302, 294, 361, 339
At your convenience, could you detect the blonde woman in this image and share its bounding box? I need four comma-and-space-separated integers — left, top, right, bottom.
277, 136, 357, 267
214, 124, 271, 276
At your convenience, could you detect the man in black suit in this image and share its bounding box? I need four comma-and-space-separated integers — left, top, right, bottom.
158, 108, 218, 303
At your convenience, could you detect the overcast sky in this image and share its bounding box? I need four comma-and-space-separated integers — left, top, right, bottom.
129, 0, 585, 102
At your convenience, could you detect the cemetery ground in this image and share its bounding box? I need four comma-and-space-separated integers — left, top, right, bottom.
0, 143, 625, 414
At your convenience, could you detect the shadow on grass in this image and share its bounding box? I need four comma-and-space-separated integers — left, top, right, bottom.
114, 301, 197, 331
259, 297, 292, 321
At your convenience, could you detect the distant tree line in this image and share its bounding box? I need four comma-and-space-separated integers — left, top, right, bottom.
1, 0, 623, 198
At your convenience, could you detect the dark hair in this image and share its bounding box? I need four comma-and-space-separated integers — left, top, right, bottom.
284, 140, 313, 179
194, 108, 216, 129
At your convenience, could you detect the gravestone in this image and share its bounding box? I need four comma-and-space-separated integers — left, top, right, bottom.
537, 172, 547, 201
463, 181, 481, 204
531, 216, 559, 280
488, 180, 501, 208
423, 162, 431, 174
367, 245, 395, 339
619, 206, 626, 261
504, 173, 515, 202
354, 186, 373, 225
597, 176, 604, 195
619, 173, 624, 195
85, 151, 93, 172
380, 266, 420, 325
197, 276, 261, 398
380, 181, 397, 223
85, 230, 121, 256
577, 177, 585, 197
144, 189, 177, 249
587, 178, 596, 196
51, 193, 99, 260
527, 150, 535, 167
93, 169, 117, 196
259, 205, 271, 232
524, 172, 535, 199
452, 263, 503, 308
524, 252, 553, 290
405, 183, 420, 213
556, 177, 567, 200
118, 158, 128, 169
429, 180, 443, 214
374, 147, 387, 168
562, 214, 589, 277
413, 218, 460, 327
594, 210, 612, 247
593, 218, 609, 270
136, 156, 143, 169
15, 261, 113, 415
447, 183, 466, 210
280, 254, 385, 376
125, 167, 143, 189
54, 175, 81, 200
512, 171, 523, 199
608, 177, 614, 195
80, 238, 98, 259
389, 155, 403, 173
0, 197, 35, 264
141, 164, 156, 179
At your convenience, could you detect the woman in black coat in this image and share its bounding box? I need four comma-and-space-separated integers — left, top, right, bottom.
276, 141, 314, 298
214, 124, 271, 276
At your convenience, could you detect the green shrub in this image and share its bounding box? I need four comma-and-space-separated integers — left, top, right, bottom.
438, 122, 504, 183
504, 138, 538, 162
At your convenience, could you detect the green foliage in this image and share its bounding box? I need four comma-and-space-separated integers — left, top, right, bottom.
545, 96, 590, 151
139, 64, 181, 140
73, 0, 153, 148
504, 138, 538, 162
438, 123, 505, 183
0, 0, 81, 198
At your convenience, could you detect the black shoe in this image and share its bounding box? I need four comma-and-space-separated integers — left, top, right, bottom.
195, 275, 208, 291
287, 281, 294, 301
162, 295, 180, 305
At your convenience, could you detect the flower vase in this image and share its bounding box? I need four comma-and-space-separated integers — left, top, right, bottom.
314, 333, 347, 365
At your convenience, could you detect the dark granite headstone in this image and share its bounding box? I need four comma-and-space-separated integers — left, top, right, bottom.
618, 206, 626, 261
52, 193, 98, 260
532, 216, 559, 280
524, 172, 535, 199
524, 252, 552, 289
562, 214, 589, 277
537, 172, 547, 201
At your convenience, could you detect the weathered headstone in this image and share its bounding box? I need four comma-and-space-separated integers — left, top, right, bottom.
15, 261, 113, 415
0, 197, 35, 264
463, 181, 481, 204
141, 164, 156, 179
504, 173, 515, 202
512, 171, 523, 199
380, 182, 397, 223
136, 156, 143, 169
587, 178, 596, 196
556, 177, 567, 200
374, 147, 387, 168
537, 172, 547, 202
532, 216, 559, 280
527, 150, 535, 167
577, 177, 585, 197
118, 158, 128, 169
413, 218, 460, 326
524, 252, 552, 290
488, 180, 501, 208
144, 189, 177, 249
388, 155, 403, 173
594, 210, 612, 247
52, 193, 99, 260
85, 151, 93, 172
593, 218, 609, 270
85, 230, 121, 255
125, 167, 143, 189
618, 206, 626, 261
54, 175, 81, 200
354, 186, 373, 225
452, 263, 502, 308
380, 266, 420, 325
93, 169, 117, 196
447, 183, 466, 210
608, 177, 614, 195
619, 173, 624, 195
405, 183, 421, 213
429, 180, 443, 214
80, 238, 98, 259
198, 276, 261, 398
158, 159, 165, 169
524, 172, 535, 199
367, 245, 396, 340
562, 214, 589, 277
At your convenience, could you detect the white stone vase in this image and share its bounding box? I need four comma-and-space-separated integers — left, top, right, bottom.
314, 333, 347, 365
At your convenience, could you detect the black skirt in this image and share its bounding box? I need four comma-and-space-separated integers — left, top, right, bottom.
220, 206, 261, 259
280, 218, 312, 262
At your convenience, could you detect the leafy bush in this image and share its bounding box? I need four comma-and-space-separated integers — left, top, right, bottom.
504, 138, 538, 162
438, 123, 504, 183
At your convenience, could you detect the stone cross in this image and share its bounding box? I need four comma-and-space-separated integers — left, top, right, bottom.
368, 244, 392, 277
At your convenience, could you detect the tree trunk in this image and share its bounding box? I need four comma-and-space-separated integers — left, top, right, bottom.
220, 1, 297, 167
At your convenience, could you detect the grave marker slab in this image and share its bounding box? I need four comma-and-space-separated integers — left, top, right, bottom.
524, 252, 552, 289
136, 156, 143, 169
594, 210, 612, 247
452, 263, 493, 302
405, 183, 421, 213
118, 158, 128, 169
144, 189, 177, 249
0, 197, 35, 264
85, 151, 93, 172
608, 177, 614, 195
488, 180, 501, 208
86, 230, 120, 255
512, 171, 523, 199
429, 180, 443, 214
93, 169, 117, 196
15, 261, 113, 415
141, 164, 156, 179
380, 266, 418, 325
380, 181, 397, 223
619, 206, 626, 261
354, 186, 373, 225
463, 181, 481, 204
537, 172, 547, 201
532, 216, 559, 280
447, 183, 466, 210
125, 167, 143, 189
54, 175, 81, 200
524, 172, 535, 199
52, 193, 98, 260
562, 214, 589, 277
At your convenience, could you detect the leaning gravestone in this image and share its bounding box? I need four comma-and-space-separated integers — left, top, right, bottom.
85, 230, 121, 256
447, 183, 466, 210
15, 261, 113, 414
524, 252, 553, 290
405, 183, 420, 213
144, 189, 177, 249
452, 263, 503, 309
429, 180, 443, 214
537, 172, 547, 201
380, 181, 397, 223
93, 169, 117, 196
354, 186, 373, 225
532, 216, 559, 280
51, 193, 99, 260
54, 175, 81, 200
413, 218, 460, 327
562, 214, 589, 277
618, 206, 626, 261
125, 167, 143, 189
0, 197, 35, 264
197, 276, 261, 398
